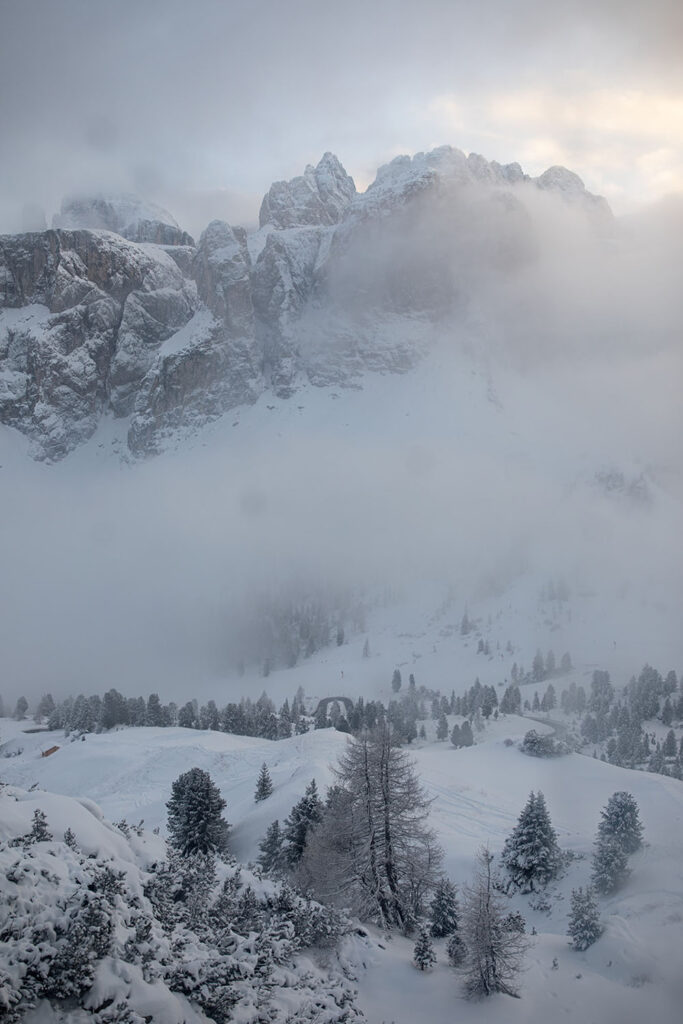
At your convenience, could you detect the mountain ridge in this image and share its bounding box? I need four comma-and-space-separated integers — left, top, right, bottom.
0, 146, 610, 460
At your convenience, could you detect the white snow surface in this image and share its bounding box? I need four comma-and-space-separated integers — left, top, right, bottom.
1, 717, 682, 1022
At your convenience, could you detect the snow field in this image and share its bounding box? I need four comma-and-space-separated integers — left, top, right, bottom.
2, 717, 682, 1021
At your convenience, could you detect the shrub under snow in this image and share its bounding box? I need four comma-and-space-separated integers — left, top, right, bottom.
0, 785, 362, 1024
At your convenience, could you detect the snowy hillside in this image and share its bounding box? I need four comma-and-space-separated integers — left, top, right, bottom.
2, 719, 682, 1022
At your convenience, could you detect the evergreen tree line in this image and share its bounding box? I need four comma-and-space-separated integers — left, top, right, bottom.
508, 648, 573, 687
575, 666, 683, 778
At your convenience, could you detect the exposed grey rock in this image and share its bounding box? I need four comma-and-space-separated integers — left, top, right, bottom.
259, 153, 356, 229
0, 230, 195, 457
126, 223, 262, 451
251, 227, 326, 396
0, 148, 614, 459
121, 220, 194, 247
192, 220, 254, 332
128, 312, 261, 455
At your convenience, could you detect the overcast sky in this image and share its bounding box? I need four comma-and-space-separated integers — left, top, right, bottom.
1, 0, 682, 233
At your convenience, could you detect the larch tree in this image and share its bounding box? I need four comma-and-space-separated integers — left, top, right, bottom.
461, 847, 528, 999
299, 724, 442, 932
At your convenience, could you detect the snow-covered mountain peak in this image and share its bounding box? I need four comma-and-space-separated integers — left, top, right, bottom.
259, 152, 356, 229
361, 145, 608, 216
53, 191, 194, 246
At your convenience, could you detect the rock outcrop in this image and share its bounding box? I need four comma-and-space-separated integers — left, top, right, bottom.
126, 221, 261, 454
0, 148, 612, 459
0, 229, 195, 458
259, 152, 356, 229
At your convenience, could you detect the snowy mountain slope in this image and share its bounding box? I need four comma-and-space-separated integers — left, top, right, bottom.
2, 720, 681, 1023
0, 145, 623, 459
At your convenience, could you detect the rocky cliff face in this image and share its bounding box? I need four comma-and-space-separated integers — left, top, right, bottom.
0, 148, 611, 459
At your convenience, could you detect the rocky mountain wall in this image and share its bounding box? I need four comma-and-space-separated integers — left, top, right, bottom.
0, 148, 611, 459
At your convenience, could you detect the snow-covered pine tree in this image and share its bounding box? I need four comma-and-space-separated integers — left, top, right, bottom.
413, 927, 436, 970
258, 820, 286, 874
282, 779, 323, 866
450, 723, 462, 747
501, 791, 561, 892
567, 887, 602, 950
28, 808, 52, 843
597, 791, 643, 854
14, 695, 28, 720
166, 767, 230, 857
255, 762, 274, 802
429, 877, 459, 937
447, 931, 467, 966
436, 712, 448, 741
591, 835, 629, 894
460, 721, 474, 747
461, 847, 528, 998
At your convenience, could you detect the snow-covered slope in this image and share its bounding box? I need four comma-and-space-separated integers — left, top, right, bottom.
2, 720, 681, 1022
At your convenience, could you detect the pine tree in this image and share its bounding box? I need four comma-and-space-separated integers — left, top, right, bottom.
450, 723, 462, 747
663, 729, 677, 758
413, 927, 436, 970
28, 808, 52, 843
461, 847, 527, 998
258, 820, 286, 874
392, 669, 402, 693
14, 695, 28, 720
255, 762, 274, 802
282, 779, 323, 866
447, 931, 467, 966
35, 693, 55, 723
146, 693, 164, 727
592, 836, 629, 894
429, 877, 459, 937
436, 712, 449, 741
532, 650, 545, 683
460, 721, 474, 747
596, 791, 643, 855
166, 768, 230, 856
567, 887, 602, 950
541, 683, 556, 711
501, 791, 561, 892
